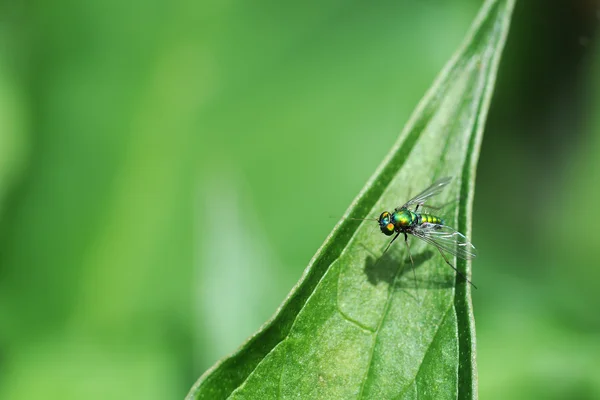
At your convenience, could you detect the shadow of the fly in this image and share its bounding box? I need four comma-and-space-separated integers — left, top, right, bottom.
359, 243, 454, 290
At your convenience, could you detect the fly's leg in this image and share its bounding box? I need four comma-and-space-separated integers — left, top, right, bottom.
417, 203, 438, 212
416, 200, 458, 213
434, 246, 478, 289
372, 231, 400, 270
415, 202, 443, 212
404, 233, 419, 299
382, 231, 401, 256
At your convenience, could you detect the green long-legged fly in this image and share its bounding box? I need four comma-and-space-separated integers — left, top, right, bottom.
362, 177, 477, 288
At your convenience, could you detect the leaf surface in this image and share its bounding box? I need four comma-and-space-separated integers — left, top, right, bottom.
188, 0, 515, 398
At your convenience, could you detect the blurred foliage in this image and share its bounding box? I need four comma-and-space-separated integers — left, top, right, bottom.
0, 0, 598, 399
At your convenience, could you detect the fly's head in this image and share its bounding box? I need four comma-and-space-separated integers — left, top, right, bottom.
378, 211, 395, 236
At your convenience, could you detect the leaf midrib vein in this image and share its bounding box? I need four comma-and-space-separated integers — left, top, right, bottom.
397, 304, 454, 399
356, 260, 406, 399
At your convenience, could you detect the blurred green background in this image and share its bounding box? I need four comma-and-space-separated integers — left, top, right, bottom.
1, 0, 599, 398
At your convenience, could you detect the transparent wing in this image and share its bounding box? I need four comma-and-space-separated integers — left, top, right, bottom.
411, 223, 476, 260
396, 177, 453, 211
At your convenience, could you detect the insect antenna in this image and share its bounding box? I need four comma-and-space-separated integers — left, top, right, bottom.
347, 217, 378, 222
328, 215, 378, 223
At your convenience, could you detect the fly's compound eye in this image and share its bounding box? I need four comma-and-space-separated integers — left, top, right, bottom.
379, 211, 391, 225
381, 222, 395, 236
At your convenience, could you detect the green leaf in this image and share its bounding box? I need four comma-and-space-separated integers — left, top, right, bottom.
187, 0, 515, 398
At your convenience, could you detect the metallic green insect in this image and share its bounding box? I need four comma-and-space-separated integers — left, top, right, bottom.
375, 177, 477, 287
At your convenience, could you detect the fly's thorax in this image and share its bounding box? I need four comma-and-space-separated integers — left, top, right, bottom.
391, 209, 416, 228
418, 213, 444, 225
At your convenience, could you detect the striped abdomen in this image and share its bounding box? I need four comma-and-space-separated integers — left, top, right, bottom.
418, 213, 443, 225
